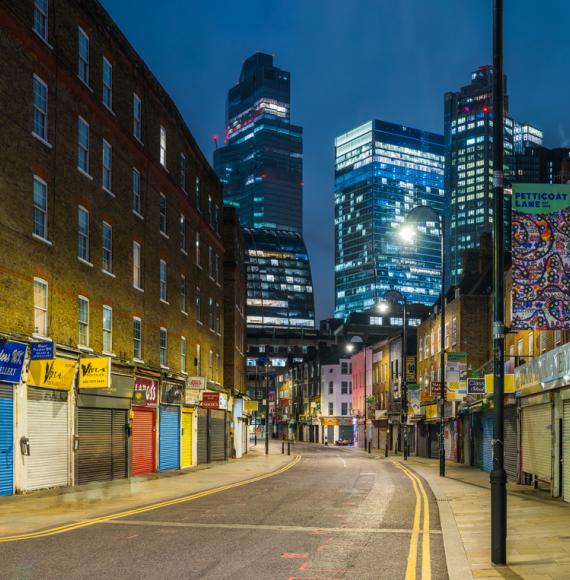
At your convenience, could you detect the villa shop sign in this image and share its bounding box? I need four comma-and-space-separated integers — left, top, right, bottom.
0, 340, 27, 384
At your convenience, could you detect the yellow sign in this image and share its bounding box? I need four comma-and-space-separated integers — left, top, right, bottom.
322, 418, 339, 427
485, 374, 515, 394
425, 404, 438, 420
28, 359, 76, 391
244, 401, 259, 412
79, 357, 111, 388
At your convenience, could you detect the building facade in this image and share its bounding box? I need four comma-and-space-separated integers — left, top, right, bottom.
334, 120, 445, 317
0, 0, 230, 494
320, 357, 353, 444
214, 53, 303, 233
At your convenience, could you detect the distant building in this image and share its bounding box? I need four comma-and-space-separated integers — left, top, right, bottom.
243, 228, 315, 330
214, 53, 303, 233
334, 120, 445, 318
320, 355, 354, 444
514, 144, 570, 185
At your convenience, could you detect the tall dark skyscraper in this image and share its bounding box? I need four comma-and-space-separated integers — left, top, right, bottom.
334, 120, 445, 317
214, 53, 303, 233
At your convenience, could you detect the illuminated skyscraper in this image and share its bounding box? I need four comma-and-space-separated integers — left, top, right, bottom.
334, 120, 445, 317
214, 53, 303, 233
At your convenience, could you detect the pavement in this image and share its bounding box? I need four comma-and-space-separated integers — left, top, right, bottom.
0, 443, 446, 580
402, 456, 570, 579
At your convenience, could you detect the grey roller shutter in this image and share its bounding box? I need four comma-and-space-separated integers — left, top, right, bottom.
210, 410, 226, 462
504, 407, 518, 483
197, 408, 208, 464
522, 403, 552, 483
26, 388, 69, 490
112, 410, 128, 480
562, 401, 570, 503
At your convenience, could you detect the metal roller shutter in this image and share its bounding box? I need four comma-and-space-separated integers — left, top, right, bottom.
340, 425, 353, 444
522, 403, 552, 483
197, 409, 208, 464
112, 410, 128, 480
327, 425, 334, 444
429, 424, 439, 459
181, 410, 193, 468
26, 388, 69, 490
210, 410, 226, 462
563, 401, 570, 503
504, 407, 518, 482
159, 405, 180, 471
131, 408, 155, 476
482, 410, 495, 473
472, 413, 483, 468
0, 386, 13, 496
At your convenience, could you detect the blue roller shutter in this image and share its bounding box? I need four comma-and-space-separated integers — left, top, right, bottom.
0, 388, 14, 496
482, 409, 495, 473
159, 405, 180, 471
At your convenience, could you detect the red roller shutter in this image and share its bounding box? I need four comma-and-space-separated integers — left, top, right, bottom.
132, 407, 155, 476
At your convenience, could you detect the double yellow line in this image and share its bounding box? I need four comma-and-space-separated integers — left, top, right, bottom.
0, 455, 302, 543
395, 461, 431, 580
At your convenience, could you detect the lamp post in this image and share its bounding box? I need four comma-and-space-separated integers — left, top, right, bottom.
256, 355, 270, 455
491, 0, 507, 565
347, 336, 368, 451
400, 205, 446, 477
379, 289, 409, 460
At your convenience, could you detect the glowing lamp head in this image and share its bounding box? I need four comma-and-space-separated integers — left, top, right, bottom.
377, 301, 389, 314
398, 224, 417, 243
346, 343, 355, 354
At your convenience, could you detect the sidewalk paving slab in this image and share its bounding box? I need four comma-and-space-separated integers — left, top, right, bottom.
0, 442, 294, 537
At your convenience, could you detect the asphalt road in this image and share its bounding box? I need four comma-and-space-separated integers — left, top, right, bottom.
1, 445, 447, 580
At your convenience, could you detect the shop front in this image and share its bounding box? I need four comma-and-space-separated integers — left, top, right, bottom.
232, 398, 248, 459
197, 391, 228, 464
521, 392, 552, 488
24, 353, 75, 491
131, 375, 159, 476
0, 340, 27, 496
76, 360, 131, 485
159, 380, 184, 471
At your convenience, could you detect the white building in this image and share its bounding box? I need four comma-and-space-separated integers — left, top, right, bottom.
320, 357, 354, 444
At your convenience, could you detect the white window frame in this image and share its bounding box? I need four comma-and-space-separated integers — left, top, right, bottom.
133, 241, 143, 290
33, 0, 49, 42
102, 139, 112, 193
133, 93, 142, 141
133, 317, 142, 361
33, 175, 48, 241
159, 327, 168, 368
132, 168, 142, 217
77, 205, 90, 263
180, 213, 187, 253
208, 349, 214, 380
195, 232, 201, 267
33, 277, 48, 338
77, 27, 90, 85
159, 193, 168, 235
159, 125, 167, 167
181, 336, 187, 373
78, 295, 89, 348
102, 305, 113, 354
159, 259, 168, 303
102, 57, 113, 111
32, 74, 48, 143
195, 286, 201, 324
180, 274, 187, 314
102, 221, 113, 274
196, 343, 201, 375
77, 116, 90, 175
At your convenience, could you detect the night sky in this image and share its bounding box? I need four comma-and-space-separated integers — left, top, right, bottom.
103, 0, 570, 322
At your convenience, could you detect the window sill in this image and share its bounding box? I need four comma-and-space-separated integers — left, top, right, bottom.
78, 257, 93, 267
134, 285, 144, 293
102, 187, 116, 198
103, 103, 116, 116
103, 352, 116, 358
196, 264, 202, 270
32, 132, 53, 149
133, 358, 145, 364
160, 299, 170, 305
133, 210, 144, 220
32, 29, 53, 49
32, 333, 51, 341
160, 365, 170, 370
78, 77, 93, 93
102, 269, 115, 278
160, 231, 170, 240
181, 310, 188, 316
32, 233, 52, 246
181, 249, 188, 256
196, 320, 203, 326
134, 135, 144, 147
79, 346, 93, 353
77, 167, 93, 181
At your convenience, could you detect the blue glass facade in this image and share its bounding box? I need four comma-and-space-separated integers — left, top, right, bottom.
214, 53, 303, 233
334, 120, 445, 317
244, 229, 315, 329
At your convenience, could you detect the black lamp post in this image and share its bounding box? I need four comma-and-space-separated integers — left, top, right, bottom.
379, 289, 409, 460
401, 205, 446, 477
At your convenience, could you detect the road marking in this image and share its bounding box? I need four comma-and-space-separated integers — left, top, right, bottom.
0, 455, 302, 543
336, 455, 347, 467
103, 519, 441, 535
395, 461, 433, 580
282, 553, 309, 559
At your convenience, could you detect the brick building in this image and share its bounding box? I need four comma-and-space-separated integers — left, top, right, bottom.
0, 0, 229, 494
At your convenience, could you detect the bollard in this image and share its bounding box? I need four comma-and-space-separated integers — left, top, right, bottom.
281, 441, 285, 454
385, 443, 388, 458
287, 441, 290, 456
368, 440, 371, 454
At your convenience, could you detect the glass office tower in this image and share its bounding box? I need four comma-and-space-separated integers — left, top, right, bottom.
244, 228, 315, 329
214, 53, 303, 233
334, 120, 445, 318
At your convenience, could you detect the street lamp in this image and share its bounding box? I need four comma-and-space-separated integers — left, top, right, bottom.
346, 336, 368, 451
380, 289, 409, 460
256, 354, 271, 455
400, 205, 446, 477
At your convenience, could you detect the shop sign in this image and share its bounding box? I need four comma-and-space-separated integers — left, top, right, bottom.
339, 418, 353, 427
133, 376, 158, 406
512, 183, 570, 330
425, 404, 438, 420
244, 401, 259, 412
485, 374, 515, 394
79, 357, 111, 388
279, 398, 289, 406
132, 389, 147, 405
375, 409, 387, 420
187, 376, 206, 390
30, 341, 54, 360
322, 417, 338, 426
0, 340, 27, 384
184, 388, 202, 406
446, 352, 467, 401
161, 381, 184, 404
28, 358, 76, 390
430, 381, 441, 398
201, 391, 220, 409
218, 393, 228, 410
467, 378, 486, 395
406, 356, 417, 382
407, 383, 421, 416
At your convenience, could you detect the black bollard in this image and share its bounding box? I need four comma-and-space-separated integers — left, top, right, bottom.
281, 441, 285, 454
368, 440, 371, 454
287, 441, 290, 456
